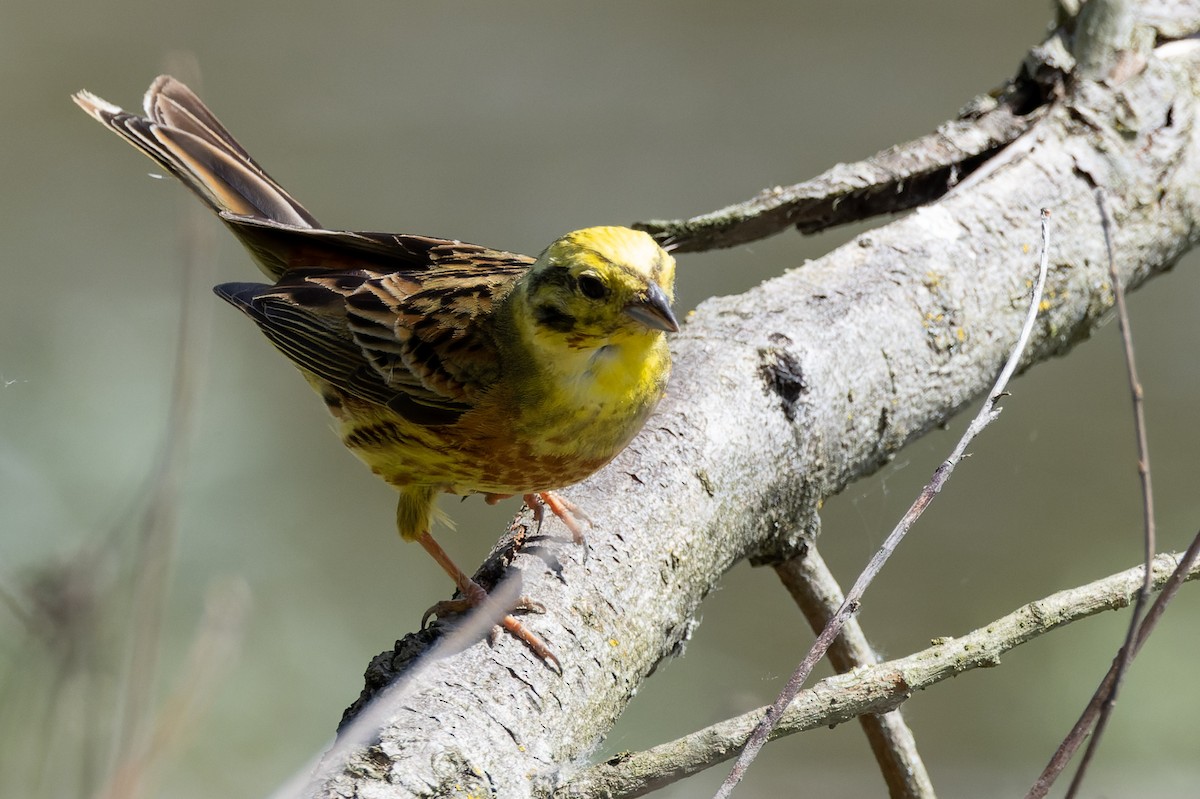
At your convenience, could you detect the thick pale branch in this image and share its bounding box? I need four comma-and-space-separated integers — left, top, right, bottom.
557, 553, 1200, 799
312, 16, 1200, 799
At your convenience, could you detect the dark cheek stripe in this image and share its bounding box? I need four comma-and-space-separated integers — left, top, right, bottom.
534, 304, 577, 333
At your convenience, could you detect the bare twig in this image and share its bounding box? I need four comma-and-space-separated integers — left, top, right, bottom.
1030, 189, 1158, 798
1066, 187, 1157, 796
713, 210, 1053, 798
557, 551, 1198, 799
775, 550, 935, 799
1026, 530, 1200, 799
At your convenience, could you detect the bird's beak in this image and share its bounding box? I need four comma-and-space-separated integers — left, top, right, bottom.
624, 282, 680, 333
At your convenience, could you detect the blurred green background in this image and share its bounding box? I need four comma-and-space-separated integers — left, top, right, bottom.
3, 1, 1199, 797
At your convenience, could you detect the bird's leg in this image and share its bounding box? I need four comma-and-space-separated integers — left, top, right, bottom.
413, 529, 558, 669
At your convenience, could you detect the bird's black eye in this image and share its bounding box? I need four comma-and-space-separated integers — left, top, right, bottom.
577, 273, 608, 300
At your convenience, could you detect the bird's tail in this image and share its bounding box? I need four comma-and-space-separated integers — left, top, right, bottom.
74, 75, 321, 241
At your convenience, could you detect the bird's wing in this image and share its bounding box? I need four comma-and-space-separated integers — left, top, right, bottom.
216, 241, 533, 426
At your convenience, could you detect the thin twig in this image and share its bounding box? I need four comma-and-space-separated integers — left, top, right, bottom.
1030, 190, 1157, 798
775, 549, 935, 799
1026, 529, 1200, 799
558, 551, 1198, 799
1066, 187, 1156, 796
712, 210, 1053, 799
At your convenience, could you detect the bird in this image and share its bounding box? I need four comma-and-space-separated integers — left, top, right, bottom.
73, 76, 678, 666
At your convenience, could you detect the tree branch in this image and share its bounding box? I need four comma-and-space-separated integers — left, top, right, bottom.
1058, 188, 1156, 799
555, 551, 1199, 798
716, 208, 1051, 797
301, 8, 1200, 797
634, 90, 1044, 251
633, 20, 1067, 252
775, 549, 934, 799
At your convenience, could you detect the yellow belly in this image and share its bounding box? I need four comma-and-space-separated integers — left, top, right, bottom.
304, 324, 670, 503
331, 362, 665, 496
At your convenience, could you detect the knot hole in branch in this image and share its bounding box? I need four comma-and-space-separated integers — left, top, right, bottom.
758, 339, 807, 422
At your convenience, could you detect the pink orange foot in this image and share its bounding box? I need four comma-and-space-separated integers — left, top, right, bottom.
483, 490, 592, 551
421, 588, 557, 670
525, 491, 590, 545
415, 530, 559, 670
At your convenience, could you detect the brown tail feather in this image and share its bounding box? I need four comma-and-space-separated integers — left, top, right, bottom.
73, 75, 320, 231
76, 77, 478, 282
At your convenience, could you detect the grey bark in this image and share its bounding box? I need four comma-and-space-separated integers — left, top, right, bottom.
308, 6, 1200, 797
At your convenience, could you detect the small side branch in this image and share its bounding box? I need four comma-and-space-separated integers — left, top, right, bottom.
776, 549, 935, 799
634, 65, 1056, 253
636, 99, 1038, 253
1061, 187, 1158, 796
1026, 530, 1200, 799
557, 552, 1199, 799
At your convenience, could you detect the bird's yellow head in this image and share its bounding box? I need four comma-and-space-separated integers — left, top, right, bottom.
519, 226, 678, 348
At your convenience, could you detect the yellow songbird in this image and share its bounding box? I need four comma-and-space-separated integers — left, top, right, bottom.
74, 76, 678, 665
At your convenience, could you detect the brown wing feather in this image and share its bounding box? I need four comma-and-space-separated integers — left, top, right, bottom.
347, 252, 530, 402
217, 248, 531, 425
214, 273, 400, 409
214, 214, 531, 282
